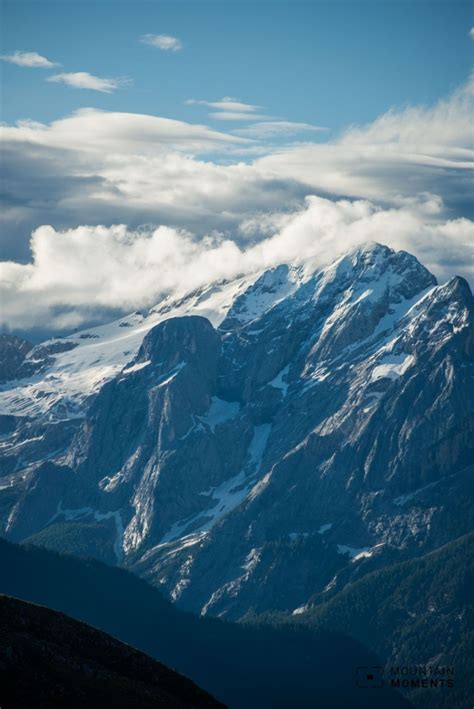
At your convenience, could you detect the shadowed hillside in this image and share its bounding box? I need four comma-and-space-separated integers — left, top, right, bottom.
0, 537, 411, 708
0, 595, 223, 709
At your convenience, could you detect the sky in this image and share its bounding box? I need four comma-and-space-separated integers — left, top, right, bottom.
0, 0, 473, 335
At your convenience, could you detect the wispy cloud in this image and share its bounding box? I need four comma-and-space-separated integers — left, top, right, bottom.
186, 96, 272, 122
209, 111, 271, 121
1, 50, 59, 68
469, 27, 474, 39
47, 72, 131, 93
234, 121, 327, 137
186, 97, 262, 113
140, 34, 183, 51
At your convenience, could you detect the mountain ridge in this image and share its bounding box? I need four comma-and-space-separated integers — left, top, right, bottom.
0, 593, 224, 709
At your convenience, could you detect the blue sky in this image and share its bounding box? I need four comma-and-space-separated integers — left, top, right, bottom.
1, 0, 473, 335
2, 0, 472, 134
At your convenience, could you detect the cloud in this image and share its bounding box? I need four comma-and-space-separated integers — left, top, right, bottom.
469, 27, 474, 39
47, 72, 130, 93
140, 34, 182, 51
209, 111, 272, 121
187, 96, 272, 122
255, 73, 474, 208
1, 75, 472, 279
186, 97, 261, 113
1, 195, 472, 332
234, 121, 327, 138
1, 107, 245, 155
0, 50, 59, 68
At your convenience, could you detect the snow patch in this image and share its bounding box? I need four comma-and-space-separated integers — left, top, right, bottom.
198, 397, 240, 431
337, 542, 383, 562
371, 353, 414, 381
122, 360, 151, 374
242, 546, 261, 573
248, 423, 272, 467
393, 481, 438, 506
268, 365, 290, 396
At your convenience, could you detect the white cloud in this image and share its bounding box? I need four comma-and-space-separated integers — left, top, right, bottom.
140, 34, 183, 51
1, 107, 245, 155
469, 27, 474, 39
1, 196, 472, 331
255, 73, 474, 204
187, 96, 272, 121
0, 50, 59, 68
209, 111, 272, 121
234, 121, 327, 138
47, 72, 130, 93
186, 97, 261, 113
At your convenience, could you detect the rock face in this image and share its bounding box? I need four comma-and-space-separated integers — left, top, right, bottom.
1, 243, 473, 619
0, 334, 32, 383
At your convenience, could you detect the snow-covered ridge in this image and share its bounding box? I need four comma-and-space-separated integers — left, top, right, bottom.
0, 273, 260, 419
0, 242, 447, 420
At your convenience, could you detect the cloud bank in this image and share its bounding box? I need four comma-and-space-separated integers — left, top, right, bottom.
1, 195, 472, 332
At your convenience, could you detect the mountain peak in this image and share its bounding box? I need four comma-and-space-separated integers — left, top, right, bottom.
443, 275, 473, 300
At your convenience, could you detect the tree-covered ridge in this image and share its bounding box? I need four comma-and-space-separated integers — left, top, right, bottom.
263, 534, 473, 709
0, 594, 223, 709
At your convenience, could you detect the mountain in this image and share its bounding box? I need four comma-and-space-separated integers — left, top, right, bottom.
0, 242, 473, 620
258, 533, 473, 709
0, 594, 223, 709
0, 537, 411, 708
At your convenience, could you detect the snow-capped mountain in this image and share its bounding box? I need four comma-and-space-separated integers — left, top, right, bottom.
1, 242, 473, 619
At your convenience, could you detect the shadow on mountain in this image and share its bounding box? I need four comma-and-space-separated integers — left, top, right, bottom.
0, 537, 411, 708
0, 594, 223, 708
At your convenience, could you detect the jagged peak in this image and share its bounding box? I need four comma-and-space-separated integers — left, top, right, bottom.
418, 275, 473, 311
348, 240, 392, 258
441, 275, 473, 300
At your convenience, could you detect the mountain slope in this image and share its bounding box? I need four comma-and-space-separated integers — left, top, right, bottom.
285, 533, 473, 709
1, 242, 473, 619
0, 594, 223, 709
0, 537, 410, 708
